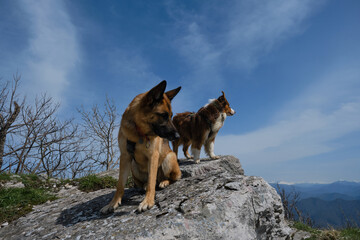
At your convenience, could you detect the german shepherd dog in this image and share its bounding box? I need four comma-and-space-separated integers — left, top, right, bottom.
101, 81, 182, 213
172, 91, 235, 163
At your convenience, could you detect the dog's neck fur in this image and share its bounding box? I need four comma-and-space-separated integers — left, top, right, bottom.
205, 99, 223, 112
212, 100, 223, 112
134, 123, 150, 144
122, 108, 152, 144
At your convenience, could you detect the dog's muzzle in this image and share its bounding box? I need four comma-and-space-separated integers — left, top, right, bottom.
152, 124, 180, 141
227, 108, 235, 116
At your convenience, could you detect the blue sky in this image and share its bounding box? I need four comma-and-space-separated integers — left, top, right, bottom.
1, 0, 360, 183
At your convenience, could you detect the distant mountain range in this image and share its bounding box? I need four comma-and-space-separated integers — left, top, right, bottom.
270, 181, 360, 228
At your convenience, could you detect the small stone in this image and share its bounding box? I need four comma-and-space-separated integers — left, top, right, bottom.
1, 222, 9, 227
224, 182, 241, 190
3, 181, 25, 189
10, 175, 21, 180
64, 183, 74, 189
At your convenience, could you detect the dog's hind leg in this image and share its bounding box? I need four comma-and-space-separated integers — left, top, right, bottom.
205, 132, 220, 159
191, 130, 209, 163
183, 141, 193, 159
159, 151, 181, 188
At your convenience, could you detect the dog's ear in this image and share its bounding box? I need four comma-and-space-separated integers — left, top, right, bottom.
165, 86, 181, 101
218, 91, 225, 102
145, 80, 167, 106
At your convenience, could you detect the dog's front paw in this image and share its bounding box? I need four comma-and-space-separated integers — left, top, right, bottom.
100, 202, 120, 214
194, 159, 201, 164
211, 155, 220, 159
159, 180, 170, 189
138, 198, 155, 212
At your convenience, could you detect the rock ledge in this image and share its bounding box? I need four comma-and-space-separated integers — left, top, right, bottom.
0, 156, 296, 240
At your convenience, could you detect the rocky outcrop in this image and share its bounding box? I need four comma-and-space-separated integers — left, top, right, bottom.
0, 156, 300, 239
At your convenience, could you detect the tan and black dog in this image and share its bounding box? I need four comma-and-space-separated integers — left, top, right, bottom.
172, 91, 235, 163
101, 80, 181, 213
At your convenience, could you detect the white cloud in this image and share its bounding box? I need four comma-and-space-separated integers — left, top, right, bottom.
225, 0, 324, 69
99, 47, 170, 110
215, 66, 360, 164
19, 0, 80, 102
170, 0, 325, 85
176, 23, 220, 68
107, 48, 160, 90
173, 21, 223, 90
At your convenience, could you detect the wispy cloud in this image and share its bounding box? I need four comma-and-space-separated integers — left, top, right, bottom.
224, 0, 325, 69
174, 22, 222, 88
215, 65, 360, 164
170, 0, 325, 85
106, 48, 160, 93
19, 0, 80, 103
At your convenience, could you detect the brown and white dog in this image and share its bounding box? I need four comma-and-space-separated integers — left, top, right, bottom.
100, 80, 182, 213
172, 91, 235, 163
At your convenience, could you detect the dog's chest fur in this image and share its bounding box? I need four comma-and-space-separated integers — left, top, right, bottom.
211, 112, 227, 132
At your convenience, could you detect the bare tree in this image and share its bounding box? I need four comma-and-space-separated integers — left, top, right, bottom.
276, 183, 301, 220
276, 183, 314, 226
2, 73, 119, 178
0, 75, 21, 170
78, 96, 120, 171
34, 120, 79, 178
4, 94, 60, 174
4, 94, 95, 179
68, 150, 93, 179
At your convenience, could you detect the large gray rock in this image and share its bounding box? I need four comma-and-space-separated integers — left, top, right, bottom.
0, 156, 296, 240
